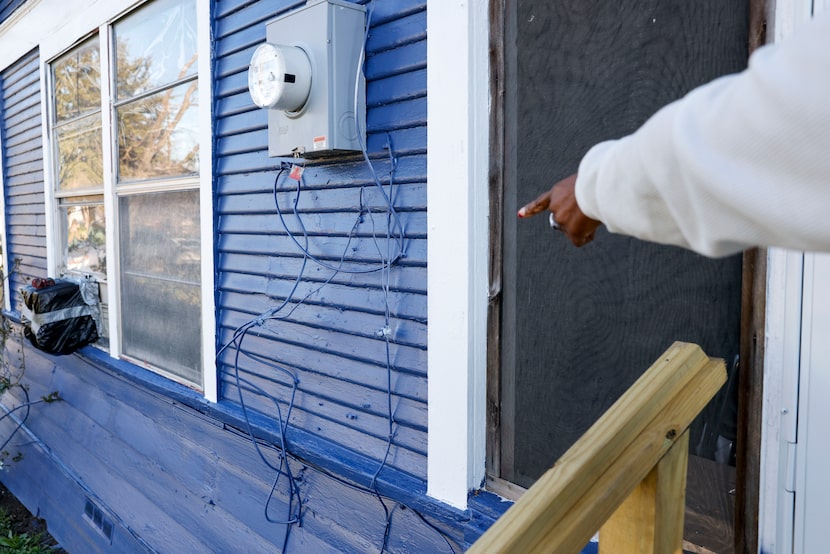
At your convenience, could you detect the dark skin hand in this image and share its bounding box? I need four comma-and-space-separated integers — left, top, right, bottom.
517, 173, 602, 247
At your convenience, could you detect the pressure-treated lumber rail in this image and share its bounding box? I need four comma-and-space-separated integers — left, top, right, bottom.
469, 342, 726, 554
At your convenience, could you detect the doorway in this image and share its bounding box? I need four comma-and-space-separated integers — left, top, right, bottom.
488, 2, 750, 551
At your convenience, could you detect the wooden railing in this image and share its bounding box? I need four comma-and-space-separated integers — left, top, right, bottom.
469, 342, 726, 554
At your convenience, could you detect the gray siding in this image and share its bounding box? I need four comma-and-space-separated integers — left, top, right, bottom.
1, 48, 46, 312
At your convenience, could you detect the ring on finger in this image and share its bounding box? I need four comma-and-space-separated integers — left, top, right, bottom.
549, 212, 560, 231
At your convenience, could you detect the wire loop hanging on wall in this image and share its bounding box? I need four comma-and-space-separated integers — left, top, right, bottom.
216, 1, 461, 551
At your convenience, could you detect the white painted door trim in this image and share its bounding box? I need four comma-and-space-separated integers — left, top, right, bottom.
759, 2, 824, 551
426, 0, 490, 509
759, 248, 803, 553
792, 253, 830, 553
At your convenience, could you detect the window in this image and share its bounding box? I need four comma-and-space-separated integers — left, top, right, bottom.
48, 0, 204, 388
52, 37, 105, 277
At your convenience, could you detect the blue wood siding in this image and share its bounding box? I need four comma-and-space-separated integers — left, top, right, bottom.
1, 48, 46, 312
1, 336, 455, 553
215, 0, 429, 482
0, 2, 514, 552
0, 0, 24, 24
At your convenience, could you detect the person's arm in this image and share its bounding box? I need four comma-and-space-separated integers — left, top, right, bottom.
521, 11, 830, 257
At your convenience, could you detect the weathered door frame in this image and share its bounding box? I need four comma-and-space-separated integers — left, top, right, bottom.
485, 2, 770, 552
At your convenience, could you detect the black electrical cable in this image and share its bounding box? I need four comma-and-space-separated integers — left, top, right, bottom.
217, 162, 310, 547
237, 435, 461, 554
411, 507, 461, 554
216, 1, 458, 550
0, 385, 32, 455
272, 163, 405, 274
216, 166, 309, 362
226, 164, 407, 551
222, 192, 368, 542
271, 163, 405, 551
219, 159, 391, 549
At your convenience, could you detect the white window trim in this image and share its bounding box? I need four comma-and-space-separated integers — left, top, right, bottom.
0, 0, 215, 401
0, 126, 8, 313
100, 24, 117, 358
196, 0, 216, 403
426, 0, 490, 509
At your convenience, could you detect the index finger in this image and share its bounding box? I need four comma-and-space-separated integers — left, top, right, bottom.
517, 189, 552, 218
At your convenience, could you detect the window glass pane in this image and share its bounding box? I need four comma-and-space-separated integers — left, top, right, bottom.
52, 37, 100, 122
114, 0, 197, 101
60, 201, 106, 275
55, 114, 103, 190
119, 190, 201, 384
116, 82, 199, 181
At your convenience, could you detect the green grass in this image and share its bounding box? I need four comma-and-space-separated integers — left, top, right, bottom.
0, 508, 52, 554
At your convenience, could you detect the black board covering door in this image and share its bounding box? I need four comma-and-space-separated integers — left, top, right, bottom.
493, 1, 748, 549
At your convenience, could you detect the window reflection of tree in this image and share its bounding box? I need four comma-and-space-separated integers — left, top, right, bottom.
56, 40, 199, 187
53, 40, 103, 191
53, 42, 100, 121
116, 47, 199, 181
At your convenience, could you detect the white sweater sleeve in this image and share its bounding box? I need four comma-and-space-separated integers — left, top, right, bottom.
574, 12, 830, 258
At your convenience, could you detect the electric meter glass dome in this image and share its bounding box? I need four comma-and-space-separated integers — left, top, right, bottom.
248, 43, 312, 111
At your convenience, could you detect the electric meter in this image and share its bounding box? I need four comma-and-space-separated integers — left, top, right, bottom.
250, 0, 366, 158
248, 43, 312, 112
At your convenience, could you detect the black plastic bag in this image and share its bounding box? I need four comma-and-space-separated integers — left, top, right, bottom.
20, 278, 99, 355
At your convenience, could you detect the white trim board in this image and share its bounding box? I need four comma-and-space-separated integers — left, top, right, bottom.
757, 0, 816, 550
792, 253, 830, 553
758, 248, 803, 553
0, 0, 145, 67
197, 0, 217, 402
426, 0, 490, 509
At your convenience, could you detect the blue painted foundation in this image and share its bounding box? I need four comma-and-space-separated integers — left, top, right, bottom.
0, 331, 513, 552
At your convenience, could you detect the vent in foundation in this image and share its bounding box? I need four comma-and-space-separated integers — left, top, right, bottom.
83, 498, 113, 543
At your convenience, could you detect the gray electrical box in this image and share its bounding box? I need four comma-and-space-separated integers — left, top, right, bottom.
257, 0, 366, 158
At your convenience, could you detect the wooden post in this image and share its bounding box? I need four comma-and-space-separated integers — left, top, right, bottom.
600, 430, 690, 554
467, 342, 726, 554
